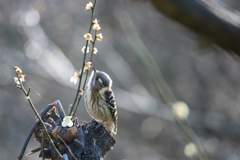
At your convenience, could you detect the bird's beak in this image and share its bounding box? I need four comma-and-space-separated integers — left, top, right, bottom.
93, 67, 97, 76
91, 67, 97, 85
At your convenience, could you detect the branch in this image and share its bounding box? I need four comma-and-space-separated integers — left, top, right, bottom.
70, 0, 98, 116
151, 0, 240, 56
18, 100, 62, 160
118, 12, 209, 160
42, 131, 45, 160
18, 121, 38, 160
30, 100, 116, 160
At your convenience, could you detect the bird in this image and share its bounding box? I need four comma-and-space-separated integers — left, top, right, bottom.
84, 67, 118, 134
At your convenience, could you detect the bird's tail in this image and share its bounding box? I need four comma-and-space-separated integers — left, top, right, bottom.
113, 123, 117, 135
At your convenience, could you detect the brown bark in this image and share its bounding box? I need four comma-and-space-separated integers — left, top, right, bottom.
19, 100, 116, 160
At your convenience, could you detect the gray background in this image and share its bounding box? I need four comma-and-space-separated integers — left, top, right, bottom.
1, 0, 240, 159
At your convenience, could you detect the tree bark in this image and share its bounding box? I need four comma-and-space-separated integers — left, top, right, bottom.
21, 100, 116, 160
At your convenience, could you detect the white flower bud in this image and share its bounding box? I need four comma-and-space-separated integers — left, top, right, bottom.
184, 143, 198, 158
172, 101, 189, 120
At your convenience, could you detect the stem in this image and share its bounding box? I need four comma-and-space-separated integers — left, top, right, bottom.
72, 70, 89, 117
72, 30, 98, 117
17, 79, 62, 159
18, 101, 58, 160
18, 121, 38, 160
31, 147, 42, 153
42, 131, 45, 160
69, 0, 98, 116
90, 31, 97, 62
118, 12, 208, 160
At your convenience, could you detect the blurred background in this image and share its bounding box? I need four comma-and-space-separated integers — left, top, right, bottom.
1, 0, 240, 159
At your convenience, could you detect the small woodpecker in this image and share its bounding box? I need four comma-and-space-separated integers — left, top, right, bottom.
85, 68, 118, 134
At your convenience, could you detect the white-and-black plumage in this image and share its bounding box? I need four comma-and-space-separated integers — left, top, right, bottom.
85, 68, 118, 134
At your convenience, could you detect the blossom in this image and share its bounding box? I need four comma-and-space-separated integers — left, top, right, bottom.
14, 75, 25, 85
14, 66, 22, 75
93, 24, 101, 31
96, 33, 103, 41
19, 75, 26, 82
92, 18, 99, 25
172, 101, 189, 120
84, 62, 92, 72
62, 116, 73, 127
14, 77, 20, 85
85, 2, 93, 10
184, 143, 198, 158
82, 46, 89, 53
70, 72, 79, 84
79, 89, 84, 95
26, 96, 30, 99
93, 47, 98, 54
84, 33, 92, 41
88, 39, 94, 44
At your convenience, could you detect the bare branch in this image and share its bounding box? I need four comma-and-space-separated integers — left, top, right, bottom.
42, 131, 45, 160
26, 87, 31, 97
151, 0, 240, 56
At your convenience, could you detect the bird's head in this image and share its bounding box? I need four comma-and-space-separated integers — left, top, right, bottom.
90, 67, 112, 92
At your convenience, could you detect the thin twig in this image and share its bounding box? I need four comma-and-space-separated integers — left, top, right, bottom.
26, 87, 31, 96
72, 70, 89, 117
26, 147, 42, 156
73, 17, 98, 118
69, 0, 98, 116
31, 147, 42, 153
90, 31, 97, 62
18, 121, 38, 160
42, 131, 45, 160
68, 104, 73, 116
118, 12, 208, 160
58, 134, 78, 160
17, 78, 62, 159
18, 101, 59, 160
